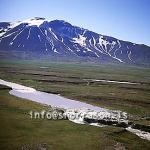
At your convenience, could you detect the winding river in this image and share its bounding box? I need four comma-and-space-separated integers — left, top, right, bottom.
0, 79, 149, 141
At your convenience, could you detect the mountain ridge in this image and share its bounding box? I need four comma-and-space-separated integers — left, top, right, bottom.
0, 17, 150, 65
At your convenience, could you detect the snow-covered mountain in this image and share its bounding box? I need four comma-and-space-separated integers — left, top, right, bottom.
0, 17, 150, 65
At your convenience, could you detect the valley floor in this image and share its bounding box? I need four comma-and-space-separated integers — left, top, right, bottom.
0, 60, 150, 149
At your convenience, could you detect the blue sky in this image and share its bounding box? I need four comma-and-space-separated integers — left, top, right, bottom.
0, 0, 150, 46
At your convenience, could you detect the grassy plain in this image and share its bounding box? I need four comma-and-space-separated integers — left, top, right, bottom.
0, 60, 150, 149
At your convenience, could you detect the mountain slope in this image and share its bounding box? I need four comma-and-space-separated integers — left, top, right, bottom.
0, 17, 150, 65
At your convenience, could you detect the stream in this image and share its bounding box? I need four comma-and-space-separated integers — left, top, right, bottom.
0, 79, 149, 141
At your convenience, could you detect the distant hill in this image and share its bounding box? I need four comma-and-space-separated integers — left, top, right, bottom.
0, 17, 150, 65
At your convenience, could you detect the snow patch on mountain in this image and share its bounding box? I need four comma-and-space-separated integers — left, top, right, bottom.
73, 35, 86, 46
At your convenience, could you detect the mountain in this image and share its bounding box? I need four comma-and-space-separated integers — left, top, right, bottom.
0, 17, 150, 65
